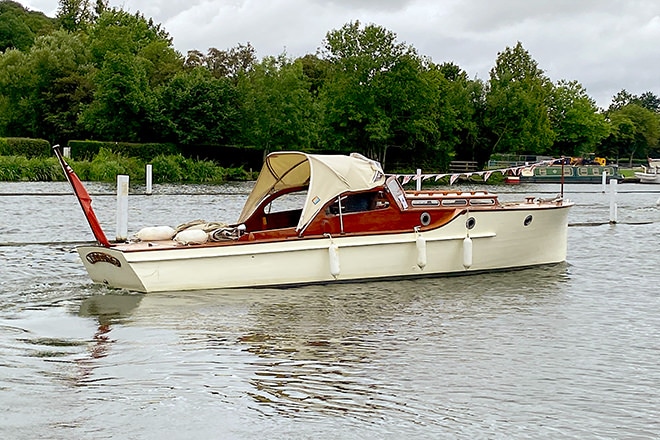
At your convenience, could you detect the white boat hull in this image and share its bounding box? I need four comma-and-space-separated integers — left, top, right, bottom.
635, 172, 660, 184
77, 205, 571, 292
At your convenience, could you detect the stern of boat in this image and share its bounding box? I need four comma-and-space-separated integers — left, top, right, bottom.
77, 245, 148, 292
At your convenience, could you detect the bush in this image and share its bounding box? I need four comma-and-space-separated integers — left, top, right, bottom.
0, 137, 51, 157
68, 140, 179, 161
0, 156, 65, 181
0, 148, 254, 183
88, 148, 145, 182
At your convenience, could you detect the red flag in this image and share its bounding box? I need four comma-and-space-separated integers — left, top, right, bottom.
53, 145, 110, 247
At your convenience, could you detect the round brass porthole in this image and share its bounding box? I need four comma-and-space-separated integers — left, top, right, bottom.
420, 212, 431, 226
524, 215, 533, 226
466, 217, 476, 230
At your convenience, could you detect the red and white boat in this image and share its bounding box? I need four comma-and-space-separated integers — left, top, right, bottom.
55, 147, 573, 293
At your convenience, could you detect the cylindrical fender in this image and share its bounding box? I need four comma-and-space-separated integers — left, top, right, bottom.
328, 242, 340, 278
463, 236, 473, 269
416, 234, 427, 269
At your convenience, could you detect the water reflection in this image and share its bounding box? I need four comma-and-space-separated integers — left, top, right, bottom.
224, 264, 571, 420
78, 293, 143, 360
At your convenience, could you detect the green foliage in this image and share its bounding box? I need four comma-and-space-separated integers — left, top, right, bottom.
603, 103, 660, 163
150, 153, 231, 183
485, 42, 555, 157
548, 80, 610, 157
68, 140, 178, 160
156, 68, 240, 146
320, 21, 442, 165
79, 52, 155, 141
0, 0, 56, 51
0, 155, 63, 181
0, 137, 51, 157
238, 54, 318, 153
88, 147, 144, 181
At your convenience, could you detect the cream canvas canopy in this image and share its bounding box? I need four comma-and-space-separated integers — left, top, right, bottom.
237, 151, 385, 232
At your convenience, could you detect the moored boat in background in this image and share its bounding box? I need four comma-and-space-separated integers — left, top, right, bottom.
520, 163, 622, 183
634, 158, 660, 184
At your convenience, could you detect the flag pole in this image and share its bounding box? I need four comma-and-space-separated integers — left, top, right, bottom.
53, 144, 111, 247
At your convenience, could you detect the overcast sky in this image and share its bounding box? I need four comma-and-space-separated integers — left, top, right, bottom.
20, 0, 660, 109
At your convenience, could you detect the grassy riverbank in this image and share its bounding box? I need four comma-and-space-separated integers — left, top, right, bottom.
0, 149, 256, 183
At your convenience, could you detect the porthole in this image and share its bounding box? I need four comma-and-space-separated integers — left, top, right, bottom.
524, 215, 533, 226
466, 217, 476, 230
420, 212, 431, 226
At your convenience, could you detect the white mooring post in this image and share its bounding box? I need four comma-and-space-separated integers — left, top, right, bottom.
416, 168, 422, 191
146, 164, 153, 195
62, 146, 71, 158
601, 170, 607, 193
116, 174, 129, 241
609, 178, 618, 224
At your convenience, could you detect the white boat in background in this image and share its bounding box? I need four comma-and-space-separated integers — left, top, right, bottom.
634, 158, 660, 184
54, 146, 574, 293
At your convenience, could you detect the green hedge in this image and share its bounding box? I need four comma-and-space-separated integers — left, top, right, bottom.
0, 148, 256, 182
0, 137, 51, 157
68, 140, 179, 161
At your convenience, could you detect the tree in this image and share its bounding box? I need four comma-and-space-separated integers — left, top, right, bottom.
319, 21, 443, 166
637, 91, 660, 113
205, 43, 256, 81
0, 11, 34, 51
86, 8, 173, 66
78, 52, 155, 141
156, 67, 240, 146
0, 48, 32, 136
27, 30, 94, 143
485, 42, 555, 156
78, 8, 179, 141
0, 30, 93, 143
57, 0, 93, 32
237, 54, 318, 153
0, 0, 56, 51
548, 79, 610, 157
602, 104, 660, 164
436, 62, 489, 166
609, 89, 660, 113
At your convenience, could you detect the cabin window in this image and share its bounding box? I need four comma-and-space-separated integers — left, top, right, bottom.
469, 198, 495, 206
266, 189, 308, 213
441, 199, 468, 206
386, 177, 408, 210
328, 192, 380, 214
411, 199, 440, 207
524, 215, 533, 226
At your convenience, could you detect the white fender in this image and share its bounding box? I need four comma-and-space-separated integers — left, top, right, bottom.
328, 242, 340, 278
135, 225, 176, 241
416, 234, 427, 269
174, 228, 209, 245
463, 236, 473, 269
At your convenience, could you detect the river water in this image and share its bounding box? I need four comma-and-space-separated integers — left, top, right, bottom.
1, 181, 659, 439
